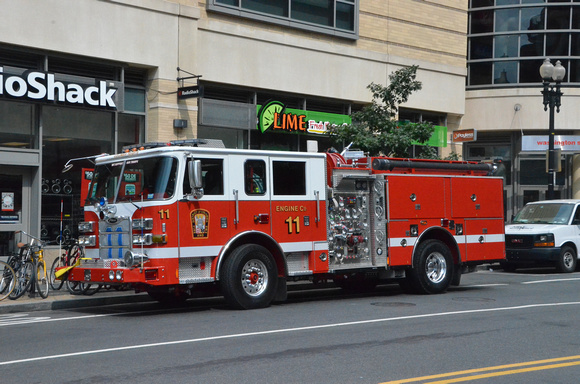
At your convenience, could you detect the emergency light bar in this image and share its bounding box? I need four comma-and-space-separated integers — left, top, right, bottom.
122, 138, 225, 152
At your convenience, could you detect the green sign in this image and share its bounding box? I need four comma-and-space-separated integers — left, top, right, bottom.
257, 102, 351, 135
411, 125, 448, 148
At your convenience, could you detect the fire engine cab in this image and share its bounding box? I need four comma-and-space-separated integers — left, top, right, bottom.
64, 139, 505, 309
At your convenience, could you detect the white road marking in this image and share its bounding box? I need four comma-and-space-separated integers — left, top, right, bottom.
1, 301, 579, 367
522, 278, 580, 284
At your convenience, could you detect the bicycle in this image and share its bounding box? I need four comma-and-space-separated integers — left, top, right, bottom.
0, 259, 16, 301
9, 231, 49, 299
49, 239, 80, 291
52, 240, 101, 296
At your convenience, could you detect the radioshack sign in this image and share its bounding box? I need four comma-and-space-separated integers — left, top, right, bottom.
0, 67, 118, 109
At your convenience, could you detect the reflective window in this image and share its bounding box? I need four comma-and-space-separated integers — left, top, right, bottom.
468, 3, 580, 87
245, 160, 266, 195
273, 161, 306, 195
210, 0, 357, 38
495, 35, 519, 58
494, 61, 518, 84
183, 158, 224, 196
0, 101, 37, 149
89, 156, 178, 203
495, 9, 519, 32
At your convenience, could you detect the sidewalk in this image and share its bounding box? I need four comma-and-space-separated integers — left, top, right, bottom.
0, 287, 153, 314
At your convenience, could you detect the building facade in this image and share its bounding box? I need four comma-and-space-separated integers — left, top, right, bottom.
465, 0, 580, 220
0, 0, 467, 253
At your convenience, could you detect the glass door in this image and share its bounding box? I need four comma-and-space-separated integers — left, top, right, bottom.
0, 167, 32, 256
516, 156, 567, 213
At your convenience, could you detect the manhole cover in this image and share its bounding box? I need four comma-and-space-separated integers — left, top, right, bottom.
371, 302, 416, 307
452, 297, 495, 303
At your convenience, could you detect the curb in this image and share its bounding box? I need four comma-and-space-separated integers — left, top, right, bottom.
0, 292, 153, 314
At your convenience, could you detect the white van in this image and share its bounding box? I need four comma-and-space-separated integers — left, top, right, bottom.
504, 200, 580, 273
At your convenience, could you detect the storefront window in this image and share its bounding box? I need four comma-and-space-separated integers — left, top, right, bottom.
520, 159, 565, 186
0, 101, 37, 149
198, 126, 247, 149
41, 106, 113, 243
118, 114, 144, 153
124, 88, 146, 113
0, 174, 22, 224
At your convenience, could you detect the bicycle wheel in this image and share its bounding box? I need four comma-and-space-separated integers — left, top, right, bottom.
81, 283, 102, 296
9, 260, 33, 300
65, 279, 85, 295
49, 256, 65, 290
0, 260, 16, 301
66, 244, 85, 266
64, 243, 85, 295
35, 260, 49, 299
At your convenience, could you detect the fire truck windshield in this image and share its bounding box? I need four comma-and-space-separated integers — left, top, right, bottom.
86, 156, 178, 204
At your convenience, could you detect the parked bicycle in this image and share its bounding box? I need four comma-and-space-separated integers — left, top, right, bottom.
0, 259, 16, 301
9, 230, 49, 299
50, 239, 101, 296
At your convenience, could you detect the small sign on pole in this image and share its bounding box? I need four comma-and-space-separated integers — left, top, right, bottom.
177, 85, 203, 99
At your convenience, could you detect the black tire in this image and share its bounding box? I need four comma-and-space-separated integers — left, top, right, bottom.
450, 266, 462, 286
556, 246, 577, 273
408, 239, 453, 294
9, 260, 33, 300
220, 244, 278, 309
35, 260, 49, 299
49, 257, 65, 290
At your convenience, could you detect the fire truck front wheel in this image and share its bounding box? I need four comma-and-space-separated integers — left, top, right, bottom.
220, 244, 278, 310
408, 239, 453, 294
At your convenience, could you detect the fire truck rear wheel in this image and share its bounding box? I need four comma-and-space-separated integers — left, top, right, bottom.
409, 239, 453, 294
221, 244, 278, 310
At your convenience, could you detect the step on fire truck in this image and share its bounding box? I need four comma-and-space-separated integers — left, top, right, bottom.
62, 139, 505, 309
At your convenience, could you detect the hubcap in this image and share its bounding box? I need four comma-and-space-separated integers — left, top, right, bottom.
241, 259, 268, 297
563, 251, 574, 269
425, 252, 447, 284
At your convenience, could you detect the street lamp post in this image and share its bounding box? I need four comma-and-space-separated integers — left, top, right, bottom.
540, 58, 565, 200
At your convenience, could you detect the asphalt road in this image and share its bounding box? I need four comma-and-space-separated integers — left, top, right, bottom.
1, 267, 579, 384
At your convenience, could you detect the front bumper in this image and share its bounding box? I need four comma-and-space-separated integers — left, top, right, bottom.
66, 266, 165, 285
506, 247, 561, 263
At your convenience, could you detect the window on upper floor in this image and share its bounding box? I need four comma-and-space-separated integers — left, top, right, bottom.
208, 0, 358, 39
467, 1, 580, 88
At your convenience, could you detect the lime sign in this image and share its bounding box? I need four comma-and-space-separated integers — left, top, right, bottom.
257, 100, 285, 133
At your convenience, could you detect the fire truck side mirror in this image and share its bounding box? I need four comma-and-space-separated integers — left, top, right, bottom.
188, 159, 204, 199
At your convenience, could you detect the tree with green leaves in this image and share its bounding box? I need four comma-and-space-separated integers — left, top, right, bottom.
327, 65, 437, 158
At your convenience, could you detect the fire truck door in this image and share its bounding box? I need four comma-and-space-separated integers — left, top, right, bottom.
178, 157, 231, 262
230, 155, 272, 236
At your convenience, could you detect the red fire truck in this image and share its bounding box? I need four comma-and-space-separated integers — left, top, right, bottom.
63, 139, 505, 309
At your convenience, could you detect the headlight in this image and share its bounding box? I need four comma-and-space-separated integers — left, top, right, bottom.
534, 234, 555, 247
78, 221, 95, 233
78, 235, 96, 247
133, 233, 153, 245
132, 218, 153, 230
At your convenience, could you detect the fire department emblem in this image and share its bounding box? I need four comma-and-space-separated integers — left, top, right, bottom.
191, 209, 209, 239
